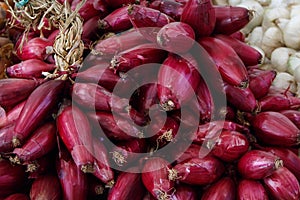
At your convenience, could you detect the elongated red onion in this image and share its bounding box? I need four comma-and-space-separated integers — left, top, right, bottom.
0, 78, 39, 110
104, 0, 136, 9
237, 150, 283, 180
169, 156, 224, 185
92, 29, 148, 57
29, 174, 62, 200
251, 111, 300, 147
224, 82, 257, 112
108, 169, 146, 200
110, 138, 146, 168
142, 157, 174, 199
145, 113, 179, 149
149, 0, 184, 20
92, 138, 114, 186
198, 37, 249, 88
0, 123, 16, 153
263, 167, 300, 200
201, 177, 236, 200
280, 109, 300, 129
258, 93, 300, 112
237, 179, 268, 200
15, 37, 53, 61
249, 69, 276, 99
171, 184, 198, 200
214, 6, 252, 35
6, 59, 56, 79
215, 34, 263, 66
10, 122, 56, 164
99, 6, 132, 33
180, 0, 216, 38
57, 104, 95, 173
265, 147, 300, 181
156, 22, 195, 53
88, 111, 143, 141
0, 159, 27, 198
56, 153, 88, 200
71, 0, 108, 21
13, 80, 65, 147
128, 4, 175, 42
209, 130, 249, 162
157, 53, 201, 111
0, 101, 25, 129
110, 43, 168, 73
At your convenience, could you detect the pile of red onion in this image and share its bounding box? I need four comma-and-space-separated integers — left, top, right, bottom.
0, 0, 300, 199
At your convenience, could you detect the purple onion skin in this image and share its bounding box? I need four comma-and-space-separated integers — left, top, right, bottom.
251, 111, 300, 147
263, 167, 300, 200
201, 177, 236, 200
237, 179, 269, 200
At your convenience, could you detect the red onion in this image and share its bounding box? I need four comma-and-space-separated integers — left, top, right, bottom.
13, 80, 65, 147
26, 152, 56, 179
149, 0, 184, 21
230, 31, 245, 42
56, 153, 88, 200
145, 114, 179, 148
82, 15, 102, 45
214, 6, 252, 35
157, 53, 201, 111
258, 93, 300, 112
110, 43, 168, 73
110, 138, 146, 168
224, 82, 257, 112
71, 0, 108, 21
72, 82, 128, 112
15, 37, 53, 61
92, 29, 148, 57
210, 130, 249, 162
265, 147, 300, 181
251, 111, 300, 147
0, 123, 16, 153
198, 37, 249, 88
201, 177, 236, 200
237, 179, 268, 200
249, 69, 277, 99
130, 83, 158, 115
10, 122, 56, 164
128, 4, 175, 42
215, 34, 263, 66
6, 59, 56, 78
98, 6, 132, 33
180, 0, 216, 38
169, 156, 225, 185
0, 78, 39, 110
0, 159, 27, 198
92, 138, 114, 186
237, 150, 283, 180
192, 120, 249, 144
173, 143, 202, 164
142, 157, 174, 199
108, 170, 146, 200
88, 111, 143, 140
29, 174, 62, 200
156, 22, 195, 53
171, 184, 197, 200
57, 105, 95, 173
263, 167, 300, 200
280, 109, 300, 129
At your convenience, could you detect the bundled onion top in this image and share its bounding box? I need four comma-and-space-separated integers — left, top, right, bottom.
0, 0, 299, 199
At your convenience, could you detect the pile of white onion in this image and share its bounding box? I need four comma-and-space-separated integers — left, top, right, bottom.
213, 0, 300, 97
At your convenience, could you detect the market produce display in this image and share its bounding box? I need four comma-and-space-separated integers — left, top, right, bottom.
0, 0, 300, 199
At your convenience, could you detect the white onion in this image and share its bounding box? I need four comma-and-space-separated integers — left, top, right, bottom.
261, 26, 284, 58
282, 16, 300, 50
287, 53, 300, 75
261, 7, 290, 31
